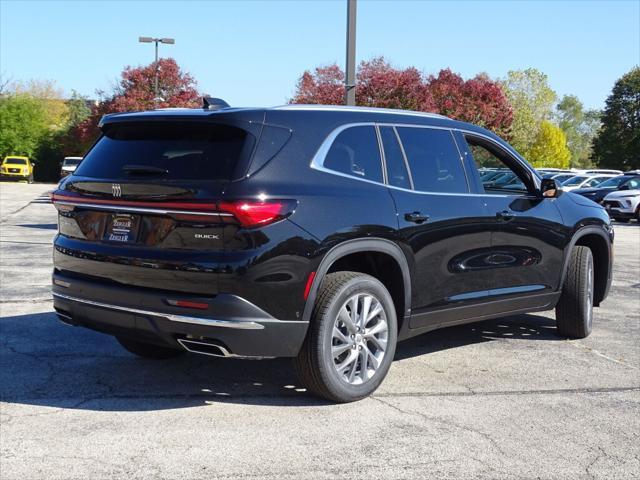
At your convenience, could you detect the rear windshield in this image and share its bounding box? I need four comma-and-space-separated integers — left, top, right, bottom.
74, 122, 254, 180
4, 158, 27, 165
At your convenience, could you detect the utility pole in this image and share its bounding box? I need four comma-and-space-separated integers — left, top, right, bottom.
138, 37, 175, 104
345, 0, 357, 106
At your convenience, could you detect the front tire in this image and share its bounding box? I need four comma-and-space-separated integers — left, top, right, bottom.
116, 336, 185, 359
555, 246, 594, 339
294, 272, 397, 403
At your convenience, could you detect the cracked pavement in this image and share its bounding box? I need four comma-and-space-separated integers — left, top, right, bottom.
1, 182, 639, 479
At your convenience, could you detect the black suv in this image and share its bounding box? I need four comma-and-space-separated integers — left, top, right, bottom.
52, 101, 613, 402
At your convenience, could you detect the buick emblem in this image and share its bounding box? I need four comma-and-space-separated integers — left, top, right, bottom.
112, 184, 122, 198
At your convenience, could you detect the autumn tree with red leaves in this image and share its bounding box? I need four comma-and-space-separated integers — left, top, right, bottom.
290, 57, 513, 137
426, 69, 513, 137
72, 58, 200, 150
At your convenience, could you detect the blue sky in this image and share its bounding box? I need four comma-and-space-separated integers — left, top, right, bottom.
1, 0, 638, 110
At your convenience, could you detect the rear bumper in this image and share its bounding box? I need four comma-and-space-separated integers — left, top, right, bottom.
1, 172, 29, 180
52, 271, 308, 358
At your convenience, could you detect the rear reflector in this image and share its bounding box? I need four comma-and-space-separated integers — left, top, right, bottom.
303, 271, 316, 300
218, 200, 296, 227
167, 299, 209, 310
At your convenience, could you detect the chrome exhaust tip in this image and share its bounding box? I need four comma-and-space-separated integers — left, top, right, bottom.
177, 338, 233, 358
55, 311, 75, 326
176, 338, 273, 360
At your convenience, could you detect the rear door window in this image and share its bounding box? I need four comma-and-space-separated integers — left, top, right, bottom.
379, 126, 411, 189
74, 122, 255, 180
323, 126, 383, 183
396, 127, 468, 193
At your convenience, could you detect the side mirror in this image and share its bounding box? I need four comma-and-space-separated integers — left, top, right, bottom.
540, 178, 560, 198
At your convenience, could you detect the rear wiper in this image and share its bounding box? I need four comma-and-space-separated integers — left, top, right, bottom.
122, 165, 169, 175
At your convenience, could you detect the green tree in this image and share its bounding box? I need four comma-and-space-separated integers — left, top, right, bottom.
66, 90, 91, 129
11, 79, 70, 131
556, 94, 601, 168
502, 68, 557, 157
526, 120, 571, 168
0, 80, 85, 180
35, 92, 93, 181
592, 67, 640, 171
0, 93, 49, 157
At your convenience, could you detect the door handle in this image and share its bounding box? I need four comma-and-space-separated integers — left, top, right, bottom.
404, 212, 429, 224
496, 210, 515, 221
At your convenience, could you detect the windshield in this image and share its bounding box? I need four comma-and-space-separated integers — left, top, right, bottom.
597, 175, 628, 188
4, 158, 27, 165
74, 122, 255, 181
562, 176, 588, 186
553, 174, 573, 182
63, 158, 82, 166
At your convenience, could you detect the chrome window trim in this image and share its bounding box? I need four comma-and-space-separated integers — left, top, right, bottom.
310, 121, 520, 198
53, 200, 233, 217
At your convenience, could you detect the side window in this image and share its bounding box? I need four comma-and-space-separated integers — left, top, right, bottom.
587, 178, 603, 187
465, 137, 530, 195
626, 178, 640, 189
379, 126, 411, 189
396, 127, 468, 193
323, 126, 383, 183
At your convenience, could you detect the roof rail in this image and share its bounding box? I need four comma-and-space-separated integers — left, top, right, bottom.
203, 97, 230, 110
273, 104, 449, 120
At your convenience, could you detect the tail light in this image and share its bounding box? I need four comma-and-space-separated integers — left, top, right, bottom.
51, 191, 296, 228
218, 200, 296, 227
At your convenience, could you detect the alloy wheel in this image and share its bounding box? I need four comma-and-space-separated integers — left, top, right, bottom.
331, 293, 389, 385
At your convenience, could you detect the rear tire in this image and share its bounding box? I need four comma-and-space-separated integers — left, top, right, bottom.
294, 272, 397, 403
555, 246, 594, 339
116, 336, 185, 359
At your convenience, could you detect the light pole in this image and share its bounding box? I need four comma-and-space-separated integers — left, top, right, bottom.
345, 0, 357, 106
138, 37, 175, 104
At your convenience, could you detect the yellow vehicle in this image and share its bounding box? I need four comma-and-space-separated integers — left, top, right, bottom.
1, 156, 35, 183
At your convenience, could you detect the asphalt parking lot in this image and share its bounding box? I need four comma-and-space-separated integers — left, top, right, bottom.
0, 181, 638, 480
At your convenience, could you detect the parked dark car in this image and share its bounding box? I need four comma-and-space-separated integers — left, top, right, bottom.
573, 174, 640, 204
51, 101, 613, 402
